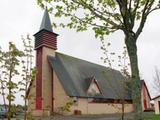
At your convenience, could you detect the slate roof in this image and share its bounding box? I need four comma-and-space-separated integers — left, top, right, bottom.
48, 52, 132, 100
39, 8, 53, 32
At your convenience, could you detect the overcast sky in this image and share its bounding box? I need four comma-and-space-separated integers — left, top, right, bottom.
0, 0, 160, 104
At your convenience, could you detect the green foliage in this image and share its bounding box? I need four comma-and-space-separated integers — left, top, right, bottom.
19, 35, 34, 120
101, 41, 131, 120
0, 38, 34, 120
19, 35, 34, 99
27, 112, 35, 120
0, 47, 7, 111
37, 0, 160, 38
37, 0, 160, 119
60, 98, 74, 112
0, 42, 24, 120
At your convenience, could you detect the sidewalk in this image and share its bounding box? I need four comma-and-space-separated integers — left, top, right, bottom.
0, 113, 134, 120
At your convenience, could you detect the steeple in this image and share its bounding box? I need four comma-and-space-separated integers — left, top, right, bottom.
34, 8, 58, 112
34, 8, 58, 50
40, 8, 53, 32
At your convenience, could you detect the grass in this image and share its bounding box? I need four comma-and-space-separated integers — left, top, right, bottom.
144, 112, 160, 120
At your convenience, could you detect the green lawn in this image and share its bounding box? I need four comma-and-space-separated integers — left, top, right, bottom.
144, 113, 160, 120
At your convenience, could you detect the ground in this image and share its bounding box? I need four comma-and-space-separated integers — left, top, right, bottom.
1, 112, 160, 120
35, 113, 132, 120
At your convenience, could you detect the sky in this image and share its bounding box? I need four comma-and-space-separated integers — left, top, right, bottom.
0, 0, 160, 104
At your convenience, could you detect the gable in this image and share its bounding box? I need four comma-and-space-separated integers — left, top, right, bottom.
48, 52, 132, 100
87, 78, 101, 95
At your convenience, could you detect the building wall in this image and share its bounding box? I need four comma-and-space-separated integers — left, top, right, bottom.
29, 48, 135, 115
35, 47, 42, 110
70, 98, 134, 114
53, 71, 69, 113
154, 97, 160, 114
28, 47, 55, 116
28, 65, 134, 115
41, 47, 55, 112
141, 83, 151, 111
52, 73, 134, 115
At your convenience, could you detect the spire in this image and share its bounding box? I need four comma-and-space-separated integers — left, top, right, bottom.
34, 7, 58, 50
40, 8, 53, 32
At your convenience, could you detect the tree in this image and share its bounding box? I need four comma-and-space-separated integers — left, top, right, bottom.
101, 42, 131, 120
0, 47, 7, 110
37, 0, 160, 119
19, 35, 34, 120
153, 67, 160, 96
2, 42, 24, 120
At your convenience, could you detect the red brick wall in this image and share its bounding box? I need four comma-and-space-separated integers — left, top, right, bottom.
35, 48, 42, 109
35, 30, 57, 50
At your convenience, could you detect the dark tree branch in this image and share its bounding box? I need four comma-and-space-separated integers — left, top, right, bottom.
135, 0, 150, 39
133, 0, 140, 13
149, 6, 160, 14
131, 0, 140, 27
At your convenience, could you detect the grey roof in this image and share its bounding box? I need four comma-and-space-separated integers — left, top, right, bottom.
40, 8, 53, 32
48, 52, 132, 100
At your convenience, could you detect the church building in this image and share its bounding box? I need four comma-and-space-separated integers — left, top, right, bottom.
27, 9, 151, 116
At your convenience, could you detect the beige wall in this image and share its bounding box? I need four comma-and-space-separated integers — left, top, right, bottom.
52, 72, 134, 115
52, 69, 134, 115
70, 98, 134, 114
41, 47, 55, 112
154, 97, 160, 114
53, 71, 69, 113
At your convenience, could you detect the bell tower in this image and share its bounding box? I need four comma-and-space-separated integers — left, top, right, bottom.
34, 8, 58, 115
35, 8, 58, 50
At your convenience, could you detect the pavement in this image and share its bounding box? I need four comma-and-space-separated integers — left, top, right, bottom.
0, 113, 133, 120
32, 113, 133, 120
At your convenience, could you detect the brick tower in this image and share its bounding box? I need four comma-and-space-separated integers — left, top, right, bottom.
34, 8, 58, 115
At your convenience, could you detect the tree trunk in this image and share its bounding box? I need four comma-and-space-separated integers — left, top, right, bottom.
8, 71, 12, 120
125, 33, 143, 120
121, 100, 124, 120
24, 84, 27, 120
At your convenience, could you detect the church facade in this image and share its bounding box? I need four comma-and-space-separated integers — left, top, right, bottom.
27, 9, 151, 116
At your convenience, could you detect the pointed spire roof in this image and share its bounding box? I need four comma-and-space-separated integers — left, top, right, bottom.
40, 8, 53, 32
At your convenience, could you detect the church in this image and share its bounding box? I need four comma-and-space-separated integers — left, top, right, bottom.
27, 9, 152, 116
